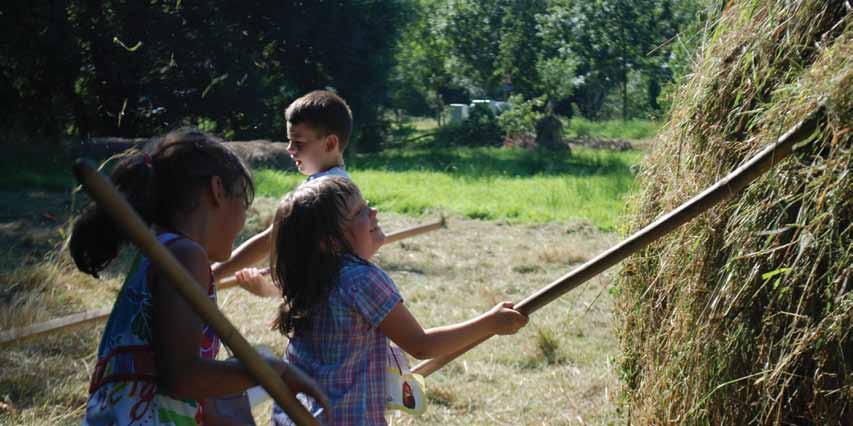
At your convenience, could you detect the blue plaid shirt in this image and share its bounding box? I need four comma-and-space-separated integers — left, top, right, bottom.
272, 255, 402, 426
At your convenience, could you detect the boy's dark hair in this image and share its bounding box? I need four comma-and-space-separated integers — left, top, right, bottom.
285, 90, 353, 151
270, 176, 357, 336
69, 127, 254, 277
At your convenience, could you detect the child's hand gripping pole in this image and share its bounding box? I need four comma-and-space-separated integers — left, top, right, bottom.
412, 106, 824, 378
216, 215, 448, 290
72, 159, 326, 426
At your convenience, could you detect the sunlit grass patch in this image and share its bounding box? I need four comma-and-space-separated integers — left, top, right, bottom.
256, 146, 643, 230
565, 117, 659, 140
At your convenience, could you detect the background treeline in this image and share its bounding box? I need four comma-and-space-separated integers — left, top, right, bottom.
1, 0, 712, 150
0, 0, 409, 151
392, 0, 715, 122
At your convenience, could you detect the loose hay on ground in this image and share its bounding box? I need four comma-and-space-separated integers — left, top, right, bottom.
2, 198, 624, 425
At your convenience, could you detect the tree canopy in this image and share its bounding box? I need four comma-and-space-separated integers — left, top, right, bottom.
1, 0, 411, 150
2, 1, 711, 146
391, 0, 712, 121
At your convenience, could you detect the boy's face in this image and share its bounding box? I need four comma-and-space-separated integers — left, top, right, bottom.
286, 121, 340, 176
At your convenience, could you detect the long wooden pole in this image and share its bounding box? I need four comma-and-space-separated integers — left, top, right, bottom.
412, 107, 823, 377
71, 160, 320, 426
216, 216, 446, 290
0, 308, 110, 349
382, 216, 445, 245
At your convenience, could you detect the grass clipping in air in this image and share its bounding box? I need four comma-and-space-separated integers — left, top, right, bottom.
615, 1, 851, 424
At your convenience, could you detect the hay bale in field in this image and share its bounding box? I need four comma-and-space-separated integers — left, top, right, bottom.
222, 139, 296, 170
68, 137, 295, 170
616, 1, 851, 424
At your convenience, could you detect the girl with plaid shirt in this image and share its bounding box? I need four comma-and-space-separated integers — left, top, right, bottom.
269, 177, 528, 425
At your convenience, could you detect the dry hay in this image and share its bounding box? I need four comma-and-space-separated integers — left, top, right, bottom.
616, 1, 851, 424
68, 136, 294, 169
1, 209, 624, 425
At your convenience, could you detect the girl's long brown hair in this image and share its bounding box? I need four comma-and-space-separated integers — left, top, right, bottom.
69, 127, 254, 277
270, 176, 358, 336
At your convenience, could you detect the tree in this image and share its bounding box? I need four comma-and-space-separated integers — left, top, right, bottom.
390, 0, 456, 122
1, 0, 411, 149
496, 0, 548, 99
437, 0, 509, 98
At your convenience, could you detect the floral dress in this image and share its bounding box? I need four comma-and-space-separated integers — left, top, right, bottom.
82, 233, 221, 426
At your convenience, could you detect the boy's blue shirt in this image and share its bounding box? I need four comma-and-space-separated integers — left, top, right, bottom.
306, 166, 350, 182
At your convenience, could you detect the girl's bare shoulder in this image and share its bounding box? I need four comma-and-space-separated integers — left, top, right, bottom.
162, 237, 210, 287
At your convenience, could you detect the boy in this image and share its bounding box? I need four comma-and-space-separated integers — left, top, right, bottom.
212, 90, 353, 294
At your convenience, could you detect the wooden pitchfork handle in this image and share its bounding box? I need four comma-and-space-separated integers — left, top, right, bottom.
216, 215, 447, 290
412, 106, 824, 377
72, 159, 322, 426
0, 308, 111, 349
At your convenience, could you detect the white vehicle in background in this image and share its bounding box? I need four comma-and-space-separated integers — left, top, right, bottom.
448, 99, 511, 124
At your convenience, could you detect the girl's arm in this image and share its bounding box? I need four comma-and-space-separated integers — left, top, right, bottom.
379, 301, 528, 360
153, 239, 259, 399
211, 224, 273, 281
234, 267, 281, 297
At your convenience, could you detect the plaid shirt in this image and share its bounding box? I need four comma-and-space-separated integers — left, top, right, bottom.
272, 255, 402, 426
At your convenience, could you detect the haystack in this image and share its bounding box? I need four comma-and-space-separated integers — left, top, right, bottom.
616, 1, 850, 424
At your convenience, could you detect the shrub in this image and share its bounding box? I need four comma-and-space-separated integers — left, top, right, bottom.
435, 103, 502, 147
497, 95, 545, 137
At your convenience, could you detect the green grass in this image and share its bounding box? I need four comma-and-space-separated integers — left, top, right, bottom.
257, 146, 643, 230
0, 142, 644, 230
564, 117, 659, 140
397, 115, 659, 141
408, 116, 439, 132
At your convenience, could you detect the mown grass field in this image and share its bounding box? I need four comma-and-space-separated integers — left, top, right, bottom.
1, 140, 646, 425
1, 145, 642, 231
258, 147, 642, 231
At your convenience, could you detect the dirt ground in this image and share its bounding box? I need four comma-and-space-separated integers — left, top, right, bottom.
1, 190, 624, 425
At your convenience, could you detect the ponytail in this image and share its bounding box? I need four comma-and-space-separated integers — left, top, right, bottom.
69, 152, 156, 277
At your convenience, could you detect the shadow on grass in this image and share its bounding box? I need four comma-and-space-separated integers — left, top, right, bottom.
2, 142, 641, 194
0, 144, 75, 191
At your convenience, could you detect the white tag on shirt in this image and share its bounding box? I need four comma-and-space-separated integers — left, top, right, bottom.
385, 345, 426, 415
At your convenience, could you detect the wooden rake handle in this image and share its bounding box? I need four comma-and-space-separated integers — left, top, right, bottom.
412, 106, 824, 378
216, 215, 447, 290
72, 159, 321, 426
0, 308, 110, 349
382, 215, 446, 245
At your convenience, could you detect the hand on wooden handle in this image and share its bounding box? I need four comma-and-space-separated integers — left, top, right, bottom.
487, 301, 528, 335
272, 360, 331, 417
234, 267, 279, 297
